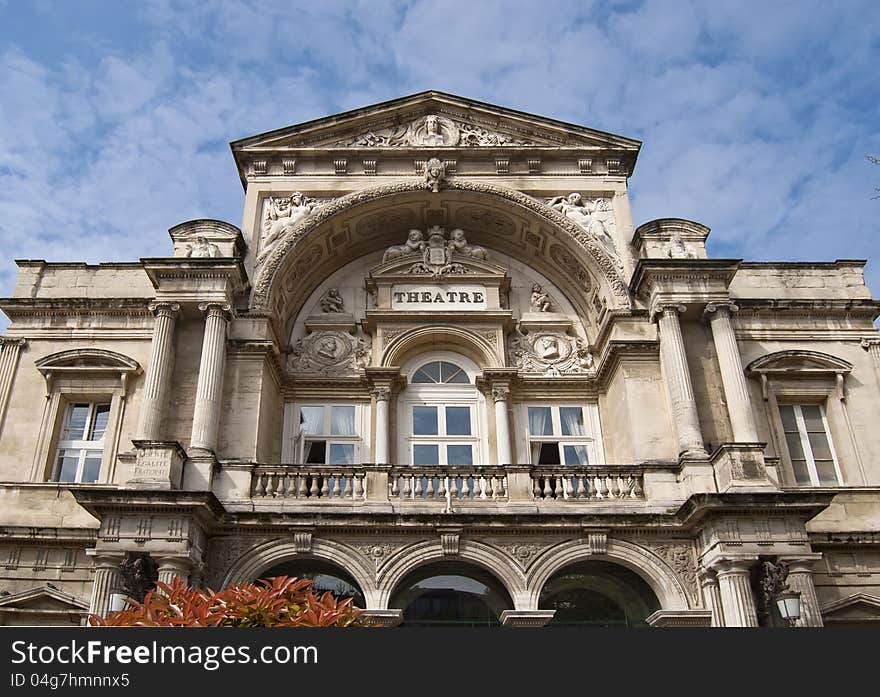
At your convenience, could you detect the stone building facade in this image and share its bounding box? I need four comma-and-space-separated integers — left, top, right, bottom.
1, 91, 878, 627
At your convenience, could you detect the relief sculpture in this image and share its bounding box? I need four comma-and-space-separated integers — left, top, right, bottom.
548, 193, 616, 251
508, 328, 594, 376
287, 331, 371, 375
381, 226, 488, 277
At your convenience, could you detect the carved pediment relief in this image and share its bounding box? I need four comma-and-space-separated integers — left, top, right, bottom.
507, 328, 594, 377
373, 226, 506, 279
168, 219, 244, 259
331, 114, 534, 148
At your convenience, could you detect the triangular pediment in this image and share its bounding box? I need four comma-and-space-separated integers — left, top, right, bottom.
231, 90, 640, 152
0, 585, 89, 611
822, 593, 880, 623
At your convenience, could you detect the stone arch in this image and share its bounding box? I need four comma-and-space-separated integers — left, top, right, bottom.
252, 179, 631, 330
376, 539, 529, 609
525, 539, 691, 610
382, 325, 501, 369
222, 538, 380, 607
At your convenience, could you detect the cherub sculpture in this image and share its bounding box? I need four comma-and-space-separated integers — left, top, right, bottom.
447, 229, 488, 260
320, 288, 345, 313
530, 283, 553, 312
383, 229, 426, 263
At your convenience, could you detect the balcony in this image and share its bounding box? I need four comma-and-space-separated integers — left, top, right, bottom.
221, 462, 673, 515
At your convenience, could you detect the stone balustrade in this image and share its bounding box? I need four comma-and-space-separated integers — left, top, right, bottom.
388, 466, 509, 502
251, 465, 367, 500
530, 467, 644, 501
243, 463, 653, 507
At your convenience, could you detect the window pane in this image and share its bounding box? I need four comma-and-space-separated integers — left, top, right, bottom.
330, 406, 356, 436
790, 459, 811, 486
807, 431, 832, 461
300, 407, 324, 435
785, 432, 806, 462
445, 407, 471, 435
779, 405, 798, 432
56, 451, 80, 482
413, 406, 439, 435
62, 404, 90, 440
413, 444, 439, 465
328, 444, 355, 465
304, 440, 326, 464
528, 407, 553, 436
563, 445, 590, 466
441, 362, 469, 383
815, 459, 839, 485
447, 445, 473, 466
560, 407, 587, 436
89, 404, 111, 440
81, 452, 102, 483
412, 362, 441, 383
801, 405, 824, 432
534, 442, 561, 465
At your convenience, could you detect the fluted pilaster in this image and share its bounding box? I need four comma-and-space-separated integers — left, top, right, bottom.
0, 337, 25, 437
656, 304, 706, 456
785, 557, 824, 627
862, 338, 880, 390
190, 303, 230, 453
157, 557, 192, 586
88, 555, 124, 618
136, 302, 180, 440
699, 568, 725, 627
705, 303, 759, 442
715, 559, 758, 627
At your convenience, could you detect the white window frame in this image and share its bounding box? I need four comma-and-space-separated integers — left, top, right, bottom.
518, 402, 605, 466
282, 402, 367, 465
777, 402, 843, 487
53, 401, 110, 483
398, 351, 487, 467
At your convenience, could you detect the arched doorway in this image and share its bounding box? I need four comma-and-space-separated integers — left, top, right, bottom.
539, 560, 660, 627
258, 559, 366, 608
390, 561, 513, 627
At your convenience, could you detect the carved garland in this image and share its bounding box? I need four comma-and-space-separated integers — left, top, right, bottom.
252, 180, 631, 313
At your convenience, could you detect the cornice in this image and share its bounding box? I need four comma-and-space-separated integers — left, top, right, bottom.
0, 297, 153, 318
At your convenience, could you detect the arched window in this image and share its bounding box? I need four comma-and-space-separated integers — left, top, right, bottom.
411, 361, 470, 384
400, 353, 485, 467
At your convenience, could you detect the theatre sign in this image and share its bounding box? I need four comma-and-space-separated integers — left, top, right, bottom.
0, 91, 878, 628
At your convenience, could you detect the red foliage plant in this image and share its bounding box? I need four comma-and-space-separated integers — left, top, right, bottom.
89, 576, 369, 627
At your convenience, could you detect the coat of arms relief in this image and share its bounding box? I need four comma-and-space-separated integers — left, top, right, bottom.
334, 114, 532, 148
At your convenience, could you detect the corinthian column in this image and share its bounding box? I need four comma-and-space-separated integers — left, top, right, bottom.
372, 387, 391, 464
715, 559, 758, 627
784, 557, 824, 627
190, 303, 230, 453
492, 386, 513, 465
705, 303, 759, 442
0, 337, 25, 437
656, 304, 706, 456
137, 302, 180, 441
88, 555, 124, 619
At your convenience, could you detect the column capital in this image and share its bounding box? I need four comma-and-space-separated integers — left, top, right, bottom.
861, 337, 880, 350
365, 366, 404, 394
697, 567, 719, 586
0, 336, 27, 348
197, 302, 232, 319
777, 553, 823, 573
491, 385, 511, 403
650, 302, 687, 323
370, 387, 391, 402
702, 301, 739, 322
711, 556, 758, 576
147, 301, 180, 318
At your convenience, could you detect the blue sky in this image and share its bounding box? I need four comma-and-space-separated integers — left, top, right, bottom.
1, 0, 879, 333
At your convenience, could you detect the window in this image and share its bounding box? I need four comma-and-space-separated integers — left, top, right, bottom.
526, 405, 600, 466
296, 405, 360, 465
778, 403, 841, 486
53, 402, 111, 483
411, 404, 477, 466
400, 354, 485, 467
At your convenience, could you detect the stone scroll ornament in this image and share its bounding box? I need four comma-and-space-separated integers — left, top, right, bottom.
507, 328, 595, 377
336, 114, 531, 147
287, 331, 371, 375
547, 193, 616, 251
